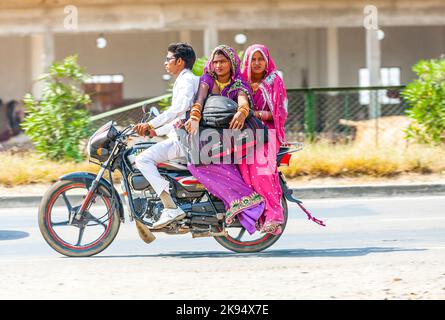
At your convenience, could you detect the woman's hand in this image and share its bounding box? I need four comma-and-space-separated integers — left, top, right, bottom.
185, 118, 199, 134
148, 129, 157, 138
229, 111, 247, 130
254, 111, 273, 121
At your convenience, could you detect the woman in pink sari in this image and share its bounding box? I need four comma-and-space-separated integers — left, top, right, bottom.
239, 44, 288, 235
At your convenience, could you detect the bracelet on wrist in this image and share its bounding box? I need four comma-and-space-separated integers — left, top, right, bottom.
192, 103, 202, 111
239, 109, 249, 118
190, 111, 201, 119
262, 111, 270, 121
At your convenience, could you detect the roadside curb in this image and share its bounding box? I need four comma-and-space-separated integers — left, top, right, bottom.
1, 184, 444, 208
0, 195, 84, 208
291, 183, 445, 199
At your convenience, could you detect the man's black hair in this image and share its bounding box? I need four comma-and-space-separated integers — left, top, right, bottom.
167, 42, 196, 70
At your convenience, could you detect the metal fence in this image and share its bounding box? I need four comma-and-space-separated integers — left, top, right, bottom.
285, 86, 408, 146
91, 85, 409, 147
90, 93, 172, 129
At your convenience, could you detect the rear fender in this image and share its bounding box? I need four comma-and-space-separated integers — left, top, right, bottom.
279, 172, 302, 204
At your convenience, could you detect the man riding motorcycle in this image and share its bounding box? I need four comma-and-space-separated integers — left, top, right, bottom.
133, 43, 199, 231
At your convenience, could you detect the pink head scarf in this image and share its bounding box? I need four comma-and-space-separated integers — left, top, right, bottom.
241, 44, 288, 145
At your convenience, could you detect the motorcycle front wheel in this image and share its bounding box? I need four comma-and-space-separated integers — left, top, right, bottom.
38, 180, 120, 257
213, 196, 288, 253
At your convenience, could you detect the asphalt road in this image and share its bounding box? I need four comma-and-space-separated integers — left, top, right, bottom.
1, 195, 444, 299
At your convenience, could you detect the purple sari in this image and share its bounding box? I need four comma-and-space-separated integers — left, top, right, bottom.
187, 45, 265, 234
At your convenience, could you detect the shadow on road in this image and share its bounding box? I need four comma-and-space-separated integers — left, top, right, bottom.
0, 230, 30, 241
93, 247, 427, 259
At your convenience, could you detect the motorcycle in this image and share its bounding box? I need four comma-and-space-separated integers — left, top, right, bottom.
38, 105, 322, 257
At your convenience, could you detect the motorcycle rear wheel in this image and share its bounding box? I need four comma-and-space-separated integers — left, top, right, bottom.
213, 196, 288, 253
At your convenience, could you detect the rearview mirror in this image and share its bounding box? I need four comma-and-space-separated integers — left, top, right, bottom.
141, 104, 150, 114
150, 106, 160, 117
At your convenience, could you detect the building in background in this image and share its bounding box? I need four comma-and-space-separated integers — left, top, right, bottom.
0, 0, 444, 112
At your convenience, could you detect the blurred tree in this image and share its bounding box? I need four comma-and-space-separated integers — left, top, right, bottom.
191, 55, 208, 77
21, 55, 92, 162
402, 57, 445, 145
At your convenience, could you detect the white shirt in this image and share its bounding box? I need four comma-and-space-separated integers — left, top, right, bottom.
148, 68, 199, 139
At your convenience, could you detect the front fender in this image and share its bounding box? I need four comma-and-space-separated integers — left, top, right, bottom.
59, 172, 125, 221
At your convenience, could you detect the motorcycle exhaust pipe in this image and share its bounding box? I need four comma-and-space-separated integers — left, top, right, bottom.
191, 228, 227, 238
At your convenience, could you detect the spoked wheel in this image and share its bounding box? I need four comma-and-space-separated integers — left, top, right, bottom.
214, 196, 288, 253
38, 180, 120, 257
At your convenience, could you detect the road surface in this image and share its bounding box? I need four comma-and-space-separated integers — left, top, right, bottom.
1, 195, 444, 299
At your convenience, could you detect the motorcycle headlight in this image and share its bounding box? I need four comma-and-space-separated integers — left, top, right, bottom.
87, 121, 117, 162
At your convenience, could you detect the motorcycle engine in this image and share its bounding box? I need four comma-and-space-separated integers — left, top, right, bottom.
133, 197, 163, 223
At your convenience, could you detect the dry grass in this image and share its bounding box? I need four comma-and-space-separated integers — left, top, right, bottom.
0, 152, 100, 187
280, 142, 445, 178
1, 143, 445, 186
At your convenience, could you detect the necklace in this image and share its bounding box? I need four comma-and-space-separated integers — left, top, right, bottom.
251, 72, 265, 93
250, 81, 261, 93
215, 79, 231, 91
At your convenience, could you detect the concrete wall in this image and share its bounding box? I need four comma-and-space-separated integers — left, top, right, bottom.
219, 28, 327, 88
1, 25, 445, 102
338, 26, 445, 86
55, 30, 206, 99
0, 36, 31, 101
55, 31, 178, 99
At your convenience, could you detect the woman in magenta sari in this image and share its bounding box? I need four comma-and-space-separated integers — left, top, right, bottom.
184, 45, 265, 235
239, 44, 288, 235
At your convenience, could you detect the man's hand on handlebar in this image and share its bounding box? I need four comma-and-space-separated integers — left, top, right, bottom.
134, 123, 153, 136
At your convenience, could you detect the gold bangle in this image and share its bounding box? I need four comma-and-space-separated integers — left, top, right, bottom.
192, 103, 202, 111
190, 111, 201, 118
238, 108, 249, 118
190, 115, 201, 121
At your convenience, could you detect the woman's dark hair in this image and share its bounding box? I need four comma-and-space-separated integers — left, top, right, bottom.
167, 42, 196, 70
213, 50, 230, 61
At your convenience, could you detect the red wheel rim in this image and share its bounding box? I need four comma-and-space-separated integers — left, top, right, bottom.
45, 183, 113, 250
